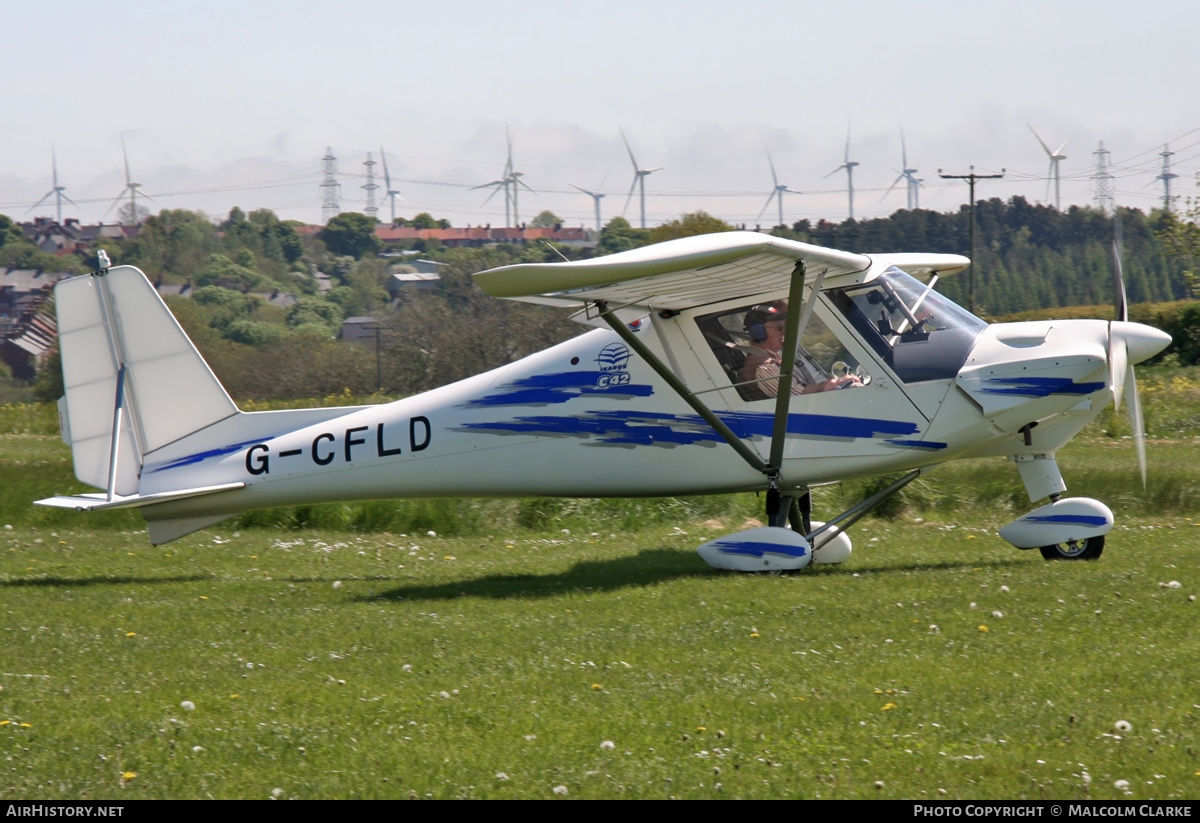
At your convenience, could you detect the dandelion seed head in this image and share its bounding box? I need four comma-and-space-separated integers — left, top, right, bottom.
999, 585, 1010, 593
332, 581, 343, 589
180, 700, 196, 711
991, 610, 1004, 619
552, 785, 568, 795
271, 787, 284, 798
600, 740, 615, 750
1114, 720, 1132, 732
1114, 779, 1130, 790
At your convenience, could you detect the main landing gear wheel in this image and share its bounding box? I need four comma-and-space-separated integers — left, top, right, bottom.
1039, 535, 1105, 561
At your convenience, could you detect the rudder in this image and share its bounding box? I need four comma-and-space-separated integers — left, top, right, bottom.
55, 265, 239, 496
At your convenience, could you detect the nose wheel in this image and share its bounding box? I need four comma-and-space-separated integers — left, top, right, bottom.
1039, 535, 1105, 561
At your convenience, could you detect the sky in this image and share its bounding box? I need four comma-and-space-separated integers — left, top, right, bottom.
3, 0, 1199, 233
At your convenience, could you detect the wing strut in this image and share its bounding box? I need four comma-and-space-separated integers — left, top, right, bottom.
595, 259, 815, 514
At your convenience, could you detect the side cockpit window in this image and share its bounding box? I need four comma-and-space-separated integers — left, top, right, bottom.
827, 267, 987, 383
695, 300, 868, 402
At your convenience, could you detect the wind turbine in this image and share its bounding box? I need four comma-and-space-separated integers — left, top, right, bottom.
620, 129, 662, 229
103, 136, 154, 225
756, 152, 801, 228
823, 128, 859, 220
472, 128, 535, 227
1028, 125, 1068, 210
379, 146, 407, 224
27, 145, 79, 224
569, 183, 606, 232
882, 129, 923, 210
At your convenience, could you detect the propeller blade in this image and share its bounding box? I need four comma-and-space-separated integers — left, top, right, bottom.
1028, 124, 1054, 157
755, 191, 778, 222
882, 172, 905, 200
121, 135, 132, 184
767, 152, 779, 188
26, 191, 55, 213
1111, 217, 1128, 323
379, 147, 393, 190
622, 176, 639, 216
620, 129, 639, 170
102, 189, 129, 219
1126, 358, 1147, 487
1108, 333, 1128, 412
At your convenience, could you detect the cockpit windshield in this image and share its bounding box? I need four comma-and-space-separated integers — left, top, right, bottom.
826, 268, 987, 383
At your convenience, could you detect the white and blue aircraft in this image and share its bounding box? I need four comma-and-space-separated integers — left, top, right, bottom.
36, 232, 1170, 570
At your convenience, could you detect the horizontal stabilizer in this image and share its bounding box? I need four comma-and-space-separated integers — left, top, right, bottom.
34, 482, 245, 512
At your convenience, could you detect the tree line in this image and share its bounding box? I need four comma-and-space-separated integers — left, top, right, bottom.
5, 194, 1199, 402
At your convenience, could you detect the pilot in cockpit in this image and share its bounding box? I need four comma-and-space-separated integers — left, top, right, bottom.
737, 301, 863, 400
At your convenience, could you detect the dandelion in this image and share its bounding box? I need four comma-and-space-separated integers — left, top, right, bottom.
882, 703, 898, 711
121, 771, 137, 783
1114, 720, 1132, 733
496, 772, 510, 780
1167, 581, 1182, 589
1114, 779, 1131, 791
999, 585, 1010, 593
271, 788, 284, 798
552, 785, 569, 795
427, 530, 437, 537
591, 683, 603, 691
125, 632, 137, 637
180, 700, 196, 711
991, 610, 1004, 619
600, 740, 615, 750
977, 625, 989, 633
874, 780, 885, 789
332, 581, 343, 589
193, 746, 204, 752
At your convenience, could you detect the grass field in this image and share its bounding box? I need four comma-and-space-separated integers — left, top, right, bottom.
1, 383, 1198, 799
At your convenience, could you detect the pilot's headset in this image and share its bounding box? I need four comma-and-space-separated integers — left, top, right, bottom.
744, 302, 786, 343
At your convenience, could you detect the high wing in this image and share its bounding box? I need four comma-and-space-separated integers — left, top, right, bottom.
474, 231, 968, 311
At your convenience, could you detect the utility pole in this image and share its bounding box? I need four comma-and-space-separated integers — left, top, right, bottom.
938, 166, 1005, 315
362, 152, 379, 219
1092, 142, 1114, 214
320, 147, 341, 224
1157, 144, 1179, 213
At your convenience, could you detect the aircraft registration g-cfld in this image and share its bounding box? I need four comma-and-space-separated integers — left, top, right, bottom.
37, 232, 1170, 570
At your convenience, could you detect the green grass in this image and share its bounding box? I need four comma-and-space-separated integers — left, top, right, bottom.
1, 516, 1198, 799
2, 378, 1199, 799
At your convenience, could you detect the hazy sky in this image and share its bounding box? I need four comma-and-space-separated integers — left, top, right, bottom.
3, 0, 1198, 233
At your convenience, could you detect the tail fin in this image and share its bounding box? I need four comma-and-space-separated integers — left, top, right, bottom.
53, 265, 239, 496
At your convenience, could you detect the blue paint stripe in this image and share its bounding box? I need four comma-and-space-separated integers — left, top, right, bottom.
1022, 514, 1110, 527
149, 437, 273, 472
711, 539, 808, 558
981, 377, 1106, 397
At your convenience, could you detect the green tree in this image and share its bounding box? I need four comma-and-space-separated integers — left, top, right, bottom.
530, 210, 563, 229
646, 210, 737, 244
597, 217, 650, 255
321, 213, 381, 258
